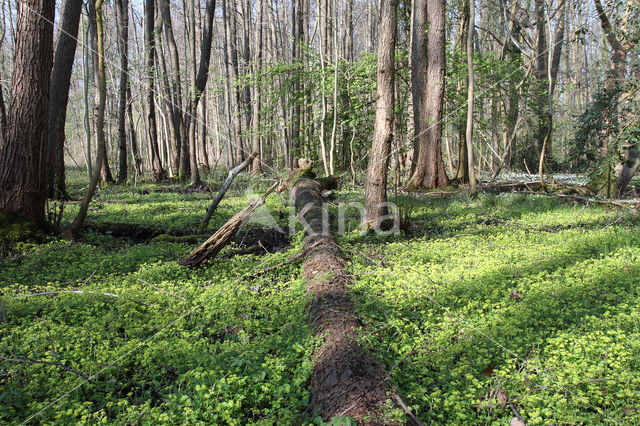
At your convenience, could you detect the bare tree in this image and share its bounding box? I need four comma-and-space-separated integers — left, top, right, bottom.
87, 0, 115, 184
465, 0, 477, 193
182, 0, 217, 186
252, 0, 264, 173
158, 0, 184, 176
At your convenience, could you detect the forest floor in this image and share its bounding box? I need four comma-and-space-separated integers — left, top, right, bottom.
1, 169, 640, 424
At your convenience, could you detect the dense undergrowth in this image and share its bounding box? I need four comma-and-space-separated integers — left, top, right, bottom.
1, 169, 639, 424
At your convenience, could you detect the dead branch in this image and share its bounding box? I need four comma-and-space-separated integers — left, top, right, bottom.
201, 151, 257, 228
394, 392, 424, 426
179, 182, 279, 268
12, 290, 120, 299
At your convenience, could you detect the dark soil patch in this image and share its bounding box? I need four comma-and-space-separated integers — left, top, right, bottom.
84, 221, 289, 253
233, 226, 289, 252
84, 222, 194, 242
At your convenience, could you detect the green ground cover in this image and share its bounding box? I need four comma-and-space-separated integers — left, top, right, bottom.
342, 193, 640, 424
1, 172, 638, 424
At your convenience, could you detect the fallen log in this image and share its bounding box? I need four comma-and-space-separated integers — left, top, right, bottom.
178, 182, 278, 267
201, 151, 257, 228
291, 177, 397, 423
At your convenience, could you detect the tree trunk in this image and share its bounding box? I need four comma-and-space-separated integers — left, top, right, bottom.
186, 0, 200, 185
183, 0, 217, 185
115, 0, 129, 183
69, 0, 107, 235
291, 0, 302, 166
82, 17, 93, 179
252, 0, 264, 173
202, 151, 257, 227
88, 0, 114, 184
158, 0, 184, 176
465, 0, 477, 193
47, 0, 82, 199
226, 0, 245, 162
126, 86, 143, 176
589, 0, 639, 195
144, 0, 167, 181
0, 0, 54, 224
409, 0, 449, 189
454, 0, 469, 182
363, 0, 397, 229
290, 177, 395, 423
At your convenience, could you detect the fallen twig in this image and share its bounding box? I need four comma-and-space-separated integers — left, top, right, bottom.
394, 392, 424, 426
369, 310, 390, 335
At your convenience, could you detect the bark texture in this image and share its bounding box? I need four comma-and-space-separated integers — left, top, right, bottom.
363, 0, 397, 228
115, 0, 129, 183
291, 177, 394, 422
47, 0, 83, 199
409, 0, 449, 189
145, 0, 167, 181
0, 0, 55, 224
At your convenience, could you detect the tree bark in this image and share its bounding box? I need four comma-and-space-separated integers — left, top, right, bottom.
363, 0, 397, 229
47, 0, 82, 199
183, 0, 217, 185
126, 86, 143, 176
144, 0, 167, 181
225, 0, 245, 162
290, 176, 396, 422
115, 0, 129, 183
87, 0, 114, 184
252, 0, 264, 173
0, 0, 54, 224
409, 0, 449, 189
454, 0, 469, 182
158, 0, 184, 177
465, 0, 477, 193
589, 0, 639, 195
69, 0, 107, 235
